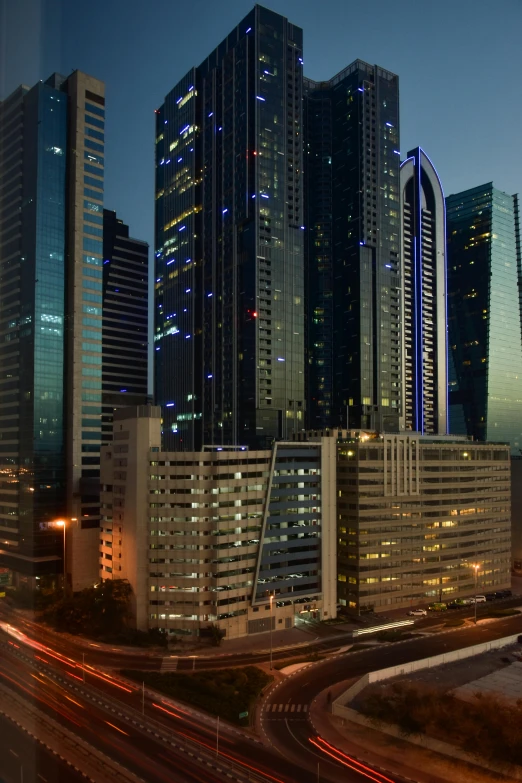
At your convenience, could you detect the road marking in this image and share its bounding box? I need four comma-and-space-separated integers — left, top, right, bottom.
278, 704, 283, 712
9, 749, 19, 758
284, 704, 289, 712
290, 704, 295, 712
297, 704, 302, 712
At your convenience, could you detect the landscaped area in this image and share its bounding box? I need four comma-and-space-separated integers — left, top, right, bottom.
122, 666, 272, 726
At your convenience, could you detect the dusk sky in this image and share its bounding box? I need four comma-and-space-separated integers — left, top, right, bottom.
2, 0, 521, 256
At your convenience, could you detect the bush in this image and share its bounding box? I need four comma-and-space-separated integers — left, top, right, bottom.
122, 666, 272, 726
42, 579, 133, 638
362, 680, 522, 766
444, 619, 465, 627
375, 630, 416, 643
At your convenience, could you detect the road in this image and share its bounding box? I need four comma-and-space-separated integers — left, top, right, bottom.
0, 712, 87, 783
2, 595, 521, 672
261, 613, 522, 782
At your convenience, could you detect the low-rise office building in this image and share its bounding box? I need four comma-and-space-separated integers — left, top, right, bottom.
100, 406, 337, 639
334, 431, 511, 612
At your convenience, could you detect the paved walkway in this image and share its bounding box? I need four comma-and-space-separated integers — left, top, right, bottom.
309, 681, 515, 783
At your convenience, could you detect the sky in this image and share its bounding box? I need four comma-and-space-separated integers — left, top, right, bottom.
2, 0, 522, 259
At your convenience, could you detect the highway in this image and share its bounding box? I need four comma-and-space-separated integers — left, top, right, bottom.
0, 712, 87, 783
260, 613, 522, 782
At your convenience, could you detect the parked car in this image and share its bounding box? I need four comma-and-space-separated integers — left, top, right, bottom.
499, 589, 512, 598
428, 602, 447, 611
475, 595, 487, 603
484, 592, 497, 601
447, 601, 463, 609
408, 609, 427, 617
494, 591, 505, 598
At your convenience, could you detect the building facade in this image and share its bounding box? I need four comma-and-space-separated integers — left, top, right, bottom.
101, 210, 149, 444
399, 147, 447, 435
155, 5, 305, 451
100, 406, 337, 639
337, 432, 511, 613
0, 73, 148, 590
447, 184, 522, 453
304, 61, 402, 432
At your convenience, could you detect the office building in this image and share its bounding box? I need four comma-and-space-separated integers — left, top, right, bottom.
155, 5, 305, 451
336, 431, 511, 613
399, 147, 447, 434
101, 210, 149, 444
100, 406, 337, 639
0, 73, 148, 590
304, 60, 401, 432
447, 184, 522, 453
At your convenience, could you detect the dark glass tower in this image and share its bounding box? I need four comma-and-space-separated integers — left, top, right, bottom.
304, 61, 401, 432
400, 147, 447, 435
155, 5, 305, 450
447, 183, 522, 453
102, 210, 149, 443
0, 73, 148, 587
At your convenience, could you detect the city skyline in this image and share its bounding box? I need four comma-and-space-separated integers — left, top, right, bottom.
2, 0, 520, 273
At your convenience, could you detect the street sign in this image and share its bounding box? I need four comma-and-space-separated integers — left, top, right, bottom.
239, 711, 248, 719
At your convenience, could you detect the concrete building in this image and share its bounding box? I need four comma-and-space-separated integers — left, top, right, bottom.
336, 431, 511, 613
100, 406, 337, 639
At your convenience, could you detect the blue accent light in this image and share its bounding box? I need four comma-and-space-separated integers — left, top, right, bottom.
218, 126, 222, 131
188, 85, 193, 91
359, 241, 364, 246
120, 389, 127, 392
185, 288, 191, 293
178, 157, 182, 162
155, 347, 160, 351
207, 374, 213, 379
256, 96, 265, 101
180, 125, 190, 135
358, 87, 364, 92
179, 225, 186, 231
185, 334, 191, 339
208, 112, 213, 117
167, 259, 175, 265
166, 159, 171, 164
176, 97, 182, 104
386, 122, 393, 127
104, 260, 110, 264
393, 150, 401, 155
222, 208, 228, 214
166, 402, 174, 407
164, 120, 168, 124
261, 194, 269, 199
246, 27, 252, 33
300, 226, 305, 230
185, 258, 191, 263
252, 194, 256, 199
207, 293, 213, 297
277, 357, 285, 362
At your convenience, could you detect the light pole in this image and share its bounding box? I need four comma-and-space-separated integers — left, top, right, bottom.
269, 593, 274, 671
473, 564, 479, 625
55, 520, 67, 596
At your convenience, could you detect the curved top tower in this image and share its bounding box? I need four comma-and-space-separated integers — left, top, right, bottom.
400, 147, 447, 435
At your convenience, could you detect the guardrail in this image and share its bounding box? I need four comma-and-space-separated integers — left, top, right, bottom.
352, 619, 414, 637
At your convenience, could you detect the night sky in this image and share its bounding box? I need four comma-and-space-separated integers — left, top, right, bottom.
3, 0, 521, 259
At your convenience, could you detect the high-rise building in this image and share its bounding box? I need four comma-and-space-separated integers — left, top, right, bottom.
399, 147, 447, 435
155, 5, 305, 451
446, 184, 522, 453
304, 61, 401, 432
0, 72, 148, 590
101, 210, 149, 444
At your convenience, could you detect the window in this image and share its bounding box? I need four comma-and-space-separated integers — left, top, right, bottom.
84, 254, 102, 266
83, 237, 102, 254
86, 127, 104, 142
83, 292, 102, 304
85, 101, 105, 117
82, 342, 102, 352
83, 210, 103, 225
83, 279, 102, 291
83, 305, 102, 316
84, 152, 104, 166
85, 114, 104, 130
84, 224, 103, 237
85, 139, 104, 154
85, 163, 104, 178
84, 175, 104, 191
84, 187, 103, 200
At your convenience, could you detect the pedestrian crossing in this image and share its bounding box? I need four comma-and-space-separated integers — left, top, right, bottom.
266, 702, 308, 714
160, 657, 179, 672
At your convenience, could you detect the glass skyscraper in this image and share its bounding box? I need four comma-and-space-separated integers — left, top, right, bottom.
0, 73, 148, 588
304, 61, 401, 432
155, 5, 305, 450
447, 184, 522, 453
400, 147, 447, 435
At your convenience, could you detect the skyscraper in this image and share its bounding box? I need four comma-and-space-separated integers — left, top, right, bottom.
304, 61, 401, 432
447, 184, 522, 453
400, 147, 447, 435
155, 5, 305, 451
0, 72, 148, 589
101, 210, 149, 444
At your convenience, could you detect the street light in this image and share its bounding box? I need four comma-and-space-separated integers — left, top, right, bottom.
54, 520, 67, 595
269, 592, 274, 671
472, 563, 480, 624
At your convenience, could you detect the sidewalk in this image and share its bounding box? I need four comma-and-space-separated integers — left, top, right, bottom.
309, 681, 515, 783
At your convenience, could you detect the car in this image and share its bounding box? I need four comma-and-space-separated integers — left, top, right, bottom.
447, 601, 463, 609
428, 602, 447, 611
475, 595, 487, 603
484, 592, 497, 601
408, 609, 427, 617
499, 589, 512, 598
494, 591, 505, 599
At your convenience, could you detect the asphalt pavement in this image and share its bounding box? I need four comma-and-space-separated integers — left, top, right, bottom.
259, 613, 522, 783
